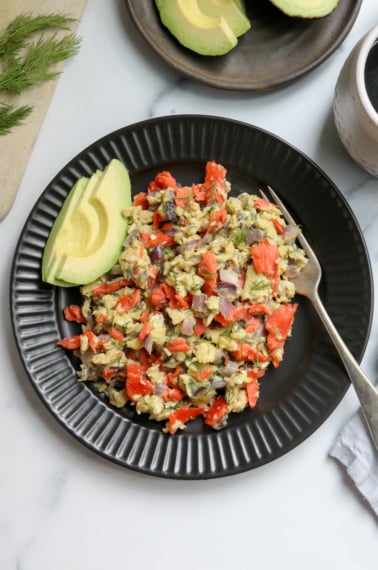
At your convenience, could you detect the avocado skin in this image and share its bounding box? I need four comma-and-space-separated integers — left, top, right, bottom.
42, 159, 131, 287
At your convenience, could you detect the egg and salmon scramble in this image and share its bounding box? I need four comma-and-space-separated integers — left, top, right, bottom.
58, 161, 308, 434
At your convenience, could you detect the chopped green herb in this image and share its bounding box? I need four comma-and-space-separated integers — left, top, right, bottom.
219, 324, 235, 337
230, 227, 248, 247
250, 279, 270, 291
184, 191, 194, 209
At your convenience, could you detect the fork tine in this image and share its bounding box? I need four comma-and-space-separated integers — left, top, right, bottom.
261, 185, 318, 262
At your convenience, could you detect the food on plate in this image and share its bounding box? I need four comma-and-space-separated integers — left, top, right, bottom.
56, 160, 308, 434
268, 0, 339, 18
42, 159, 131, 287
154, 0, 251, 56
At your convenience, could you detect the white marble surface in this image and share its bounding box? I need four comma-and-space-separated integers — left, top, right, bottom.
1, 1, 378, 568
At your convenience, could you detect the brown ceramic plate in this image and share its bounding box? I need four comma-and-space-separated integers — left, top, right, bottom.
125, 0, 361, 91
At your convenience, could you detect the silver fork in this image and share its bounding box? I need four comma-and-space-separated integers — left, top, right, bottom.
260, 186, 378, 451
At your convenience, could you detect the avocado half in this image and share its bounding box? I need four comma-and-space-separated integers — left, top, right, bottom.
42, 159, 132, 287
268, 0, 339, 18
155, 0, 251, 56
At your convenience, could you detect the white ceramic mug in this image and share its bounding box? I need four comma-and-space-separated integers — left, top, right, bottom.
334, 25, 378, 177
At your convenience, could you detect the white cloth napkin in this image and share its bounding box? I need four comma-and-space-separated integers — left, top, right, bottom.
330, 411, 378, 517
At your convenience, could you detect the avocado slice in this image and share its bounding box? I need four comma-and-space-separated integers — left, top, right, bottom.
42, 171, 104, 286
196, 0, 251, 37
42, 159, 131, 287
42, 175, 90, 286
155, 0, 238, 56
268, 0, 339, 18
234, 0, 247, 14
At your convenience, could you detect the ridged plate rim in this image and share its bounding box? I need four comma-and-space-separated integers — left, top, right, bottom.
10, 115, 373, 479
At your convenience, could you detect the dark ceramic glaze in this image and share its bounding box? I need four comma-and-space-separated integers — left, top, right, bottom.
365, 40, 378, 113
10, 116, 372, 478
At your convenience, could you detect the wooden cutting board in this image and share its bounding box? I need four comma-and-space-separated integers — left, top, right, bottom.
0, 0, 87, 219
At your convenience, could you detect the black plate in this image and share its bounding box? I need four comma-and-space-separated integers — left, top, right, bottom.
125, 0, 362, 90
10, 115, 373, 479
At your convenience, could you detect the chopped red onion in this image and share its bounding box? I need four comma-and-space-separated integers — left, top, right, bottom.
219, 297, 234, 317
200, 233, 213, 246
164, 227, 179, 236
165, 200, 177, 222
177, 239, 201, 254
80, 351, 93, 366
150, 245, 163, 263
98, 334, 111, 342
123, 229, 140, 246
217, 281, 237, 298
248, 322, 264, 342
214, 349, 224, 362
211, 375, 227, 389
285, 264, 300, 279
223, 360, 239, 377
219, 268, 239, 286
143, 334, 153, 354
193, 385, 207, 398
282, 224, 299, 242
181, 316, 196, 336
192, 294, 207, 313
153, 383, 166, 397
246, 228, 265, 245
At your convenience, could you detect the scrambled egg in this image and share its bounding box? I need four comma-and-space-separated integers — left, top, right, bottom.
60, 161, 307, 434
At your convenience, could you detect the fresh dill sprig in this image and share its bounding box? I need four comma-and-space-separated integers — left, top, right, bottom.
0, 12, 80, 136
0, 13, 75, 61
0, 103, 33, 135
0, 32, 81, 94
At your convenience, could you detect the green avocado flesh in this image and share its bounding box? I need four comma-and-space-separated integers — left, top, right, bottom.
155, 0, 250, 56
196, 0, 251, 37
268, 0, 339, 18
42, 159, 131, 287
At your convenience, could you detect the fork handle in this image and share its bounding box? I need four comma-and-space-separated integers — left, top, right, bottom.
311, 290, 378, 451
